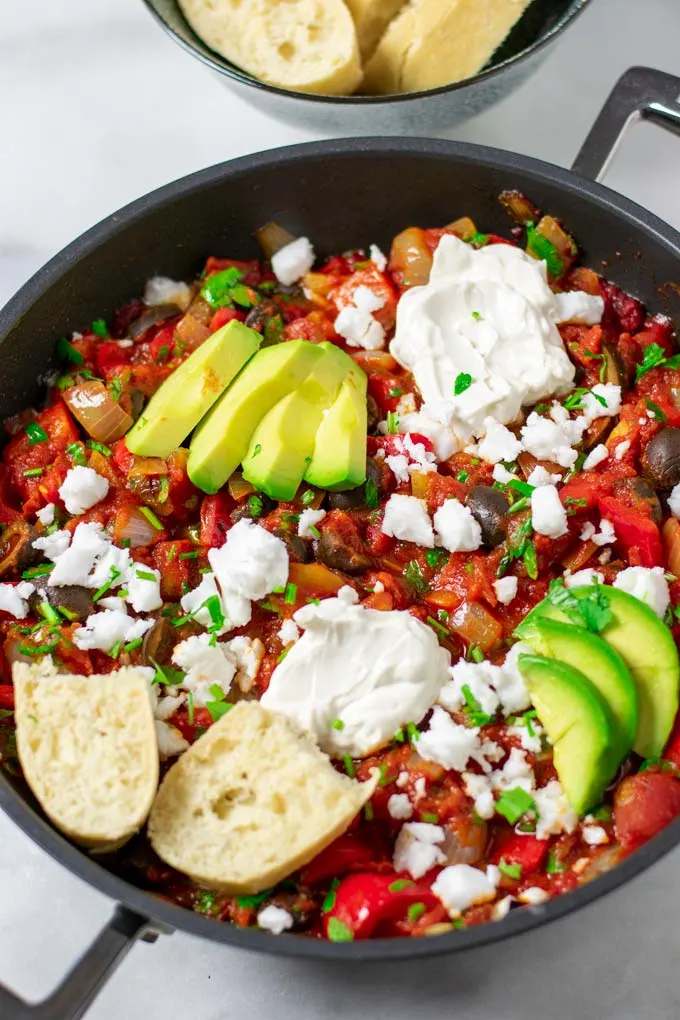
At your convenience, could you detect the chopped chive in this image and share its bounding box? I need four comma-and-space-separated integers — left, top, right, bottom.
139, 506, 163, 530
37, 603, 60, 626
135, 569, 157, 582
87, 440, 112, 456
498, 859, 522, 880
301, 489, 315, 506
364, 477, 379, 509
23, 467, 44, 478
284, 582, 297, 605
456, 469, 469, 483
407, 903, 426, 923
322, 878, 340, 913
386, 411, 399, 434
426, 615, 450, 639
186, 690, 195, 726
22, 563, 53, 579
421, 812, 439, 823
389, 878, 414, 892
109, 640, 122, 659
343, 754, 356, 778
56, 605, 78, 622
179, 550, 199, 560
91, 318, 108, 337
327, 917, 354, 943
495, 787, 535, 824
25, 422, 48, 445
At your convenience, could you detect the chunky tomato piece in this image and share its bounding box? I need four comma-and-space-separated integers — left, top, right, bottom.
0, 686, 14, 709
209, 307, 245, 332
598, 496, 663, 567
614, 772, 680, 850
152, 540, 201, 601
95, 341, 133, 378
199, 493, 234, 547
323, 872, 440, 940
329, 266, 398, 332
300, 834, 379, 885
203, 257, 263, 287
490, 830, 549, 875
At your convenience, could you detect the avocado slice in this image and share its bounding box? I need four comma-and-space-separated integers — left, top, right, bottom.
241, 342, 349, 502
188, 340, 323, 495
125, 320, 261, 459
518, 654, 614, 814
520, 617, 637, 769
516, 584, 679, 759
304, 354, 368, 491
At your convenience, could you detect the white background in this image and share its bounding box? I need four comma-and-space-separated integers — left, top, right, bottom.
1, 0, 680, 1016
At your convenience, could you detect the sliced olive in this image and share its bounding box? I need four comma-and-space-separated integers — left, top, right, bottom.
466, 485, 509, 548
316, 529, 372, 575
326, 458, 380, 511
628, 478, 663, 524
366, 394, 381, 436
0, 521, 40, 578
44, 585, 94, 623
127, 304, 181, 341
643, 427, 680, 490
230, 494, 277, 524
274, 529, 313, 564
244, 302, 283, 345
142, 617, 176, 666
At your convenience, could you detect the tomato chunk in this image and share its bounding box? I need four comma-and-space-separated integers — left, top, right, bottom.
598, 496, 663, 567
490, 830, 549, 875
323, 872, 440, 940
614, 772, 680, 850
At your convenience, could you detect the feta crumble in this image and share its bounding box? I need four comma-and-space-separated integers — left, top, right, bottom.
613, 566, 670, 619
582, 444, 609, 470
494, 576, 518, 605
143, 275, 192, 310
297, 508, 326, 539
417, 706, 499, 773
58, 466, 109, 516
74, 610, 152, 652
0, 581, 34, 619
381, 494, 434, 547
518, 886, 550, 905
474, 419, 522, 465
271, 237, 315, 286
335, 285, 386, 351
531, 484, 568, 539
125, 564, 163, 613
534, 780, 578, 840
48, 522, 109, 587
257, 905, 294, 935
387, 793, 413, 820
669, 482, 680, 519
432, 864, 500, 918
527, 465, 561, 487
433, 499, 482, 553
393, 822, 446, 879
278, 618, 300, 646
582, 824, 609, 846
369, 244, 387, 271
565, 568, 604, 588
35, 503, 55, 526
172, 632, 237, 707
209, 519, 289, 602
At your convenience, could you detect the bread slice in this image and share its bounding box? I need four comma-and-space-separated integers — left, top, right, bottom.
178, 0, 362, 96
362, 0, 535, 95
344, 0, 409, 59
149, 702, 376, 893
13, 661, 159, 850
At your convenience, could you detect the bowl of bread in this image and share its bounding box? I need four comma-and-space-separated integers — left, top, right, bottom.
142, 0, 591, 132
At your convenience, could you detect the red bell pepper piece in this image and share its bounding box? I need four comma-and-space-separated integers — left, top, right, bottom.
323, 872, 440, 940
490, 830, 549, 875
95, 341, 134, 378
0, 686, 15, 709
209, 308, 246, 333
111, 438, 135, 476
199, 493, 234, 547
300, 834, 378, 885
614, 771, 680, 850
597, 496, 663, 567
663, 715, 680, 769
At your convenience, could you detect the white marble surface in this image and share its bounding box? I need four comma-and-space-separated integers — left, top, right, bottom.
1, 0, 680, 1016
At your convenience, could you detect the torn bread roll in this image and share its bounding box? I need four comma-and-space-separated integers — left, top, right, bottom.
149, 702, 376, 893
344, 0, 409, 60
13, 660, 159, 850
363, 0, 536, 95
178, 0, 362, 96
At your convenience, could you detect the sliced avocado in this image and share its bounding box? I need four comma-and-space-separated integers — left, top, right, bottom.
518, 654, 614, 814
188, 340, 323, 495
126, 320, 261, 459
516, 584, 679, 759
304, 353, 368, 491
241, 342, 349, 502
520, 617, 637, 769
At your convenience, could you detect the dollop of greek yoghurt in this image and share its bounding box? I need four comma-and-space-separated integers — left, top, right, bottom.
389, 235, 604, 454
260, 587, 450, 757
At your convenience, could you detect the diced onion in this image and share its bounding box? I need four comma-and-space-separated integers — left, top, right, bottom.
227, 471, 255, 503
446, 217, 477, 241
662, 519, 680, 578
449, 600, 503, 653
351, 350, 398, 372
175, 312, 211, 350
115, 505, 158, 547
62, 381, 132, 443
389, 227, 433, 288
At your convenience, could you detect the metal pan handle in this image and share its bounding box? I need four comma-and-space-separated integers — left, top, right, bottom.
572, 66, 680, 181
0, 907, 155, 1020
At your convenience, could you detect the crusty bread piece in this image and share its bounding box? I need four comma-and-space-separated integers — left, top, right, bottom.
362, 0, 535, 95
178, 0, 362, 96
149, 702, 376, 894
13, 661, 159, 850
344, 0, 409, 59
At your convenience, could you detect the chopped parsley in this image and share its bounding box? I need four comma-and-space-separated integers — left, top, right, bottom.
364, 477, 379, 509
87, 440, 112, 456
301, 489, 315, 506
454, 372, 473, 396
544, 578, 613, 633
251, 443, 262, 458
389, 387, 403, 398
635, 342, 680, 381
91, 318, 108, 337
25, 422, 48, 445
407, 903, 426, 924
327, 917, 354, 942
56, 336, 84, 365
404, 559, 429, 595
525, 222, 565, 278
331, 718, 344, 731
343, 754, 356, 778
205, 683, 233, 722
388, 878, 414, 892
108, 377, 123, 402
23, 467, 44, 478
645, 398, 667, 422
495, 787, 535, 824
546, 850, 567, 875
498, 859, 522, 880
421, 812, 439, 824
425, 548, 448, 569
248, 494, 264, 518
200, 266, 245, 308
456, 469, 469, 483
66, 442, 87, 466
322, 878, 340, 913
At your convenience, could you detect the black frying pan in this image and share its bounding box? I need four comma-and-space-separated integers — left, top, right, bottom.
1, 65, 680, 1020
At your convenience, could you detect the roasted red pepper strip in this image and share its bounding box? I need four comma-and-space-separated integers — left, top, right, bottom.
0, 686, 15, 709
300, 834, 378, 885
490, 830, 549, 875
597, 496, 663, 567
323, 872, 440, 940
199, 493, 234, 547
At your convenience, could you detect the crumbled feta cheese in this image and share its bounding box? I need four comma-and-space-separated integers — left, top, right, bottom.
463, 772, 495, 819
613, 565, 670, 619
297, 508, 326, 539
520, 406, 585, 469
417, 706, 496, 773
381, 494, 434, 547
335, 286, 386, 351
494, 643, 532, 715
387, 793, 413, 820
582, 444, 609, 470
432, 864, 500, 918
98, 596, 126, 613
143, 275, 192, 310
396, 770, 409, 788
172, 633, 237, 707
493, 896, 515, 920
35, 503, 55, 526
74, 610, 152, 652
223, 635, 264, 692
580, 384, 621, 425
396, 393, 417, 417
593, 518, 616, 547
553, 291, 604, 325
534, 780, 578, 840
32, 530, 71, 561
393, 822, 446, 879
565, 568, 604, 588
614, 440, 631, 461
58, 466, 109, 516
124, 564, 162, 613
669, 482, 680, 519
155, 720, 190, 760
257, 905, 294, 935
433, 499, 482, 553
278, 618, 300, 646
180, 572, 234, 634
398, 407, 459, 461
582, 824, 608, 846
491, 747, 536, 796
494, 576, 518, 605
209, 520, 289, 603
385, 453, 410, 484
474, 419, 522, 465
527, 465, 561, 487
87, 543, 131, 591
507, 720, 544, 754
580, 521, 595, 541
531, 484, 568, 538
413, 776, 427, 800
0, 581, 34, 619
492, 463, 517, 485
369, 244, 387, 271
271, 237, 315, 286
518, 886, 550, 905
48, 522, 109, 587
440, 660, 500, 717
402, 434, 437, 472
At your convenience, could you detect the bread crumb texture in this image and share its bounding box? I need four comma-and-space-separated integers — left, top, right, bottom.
13, 660, 159, 849
149, 701, 376, 893
362, 0, 535, 94
178, 0, 362, 95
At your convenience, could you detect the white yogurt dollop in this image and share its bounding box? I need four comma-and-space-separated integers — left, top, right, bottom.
390, 236, 603, 450
261, 587, 450, 757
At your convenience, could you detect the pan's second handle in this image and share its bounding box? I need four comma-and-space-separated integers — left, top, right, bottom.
572, 66, 680, 181
0, 907, 159, 1020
